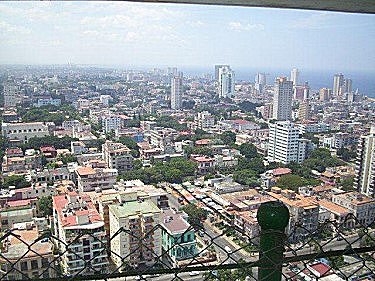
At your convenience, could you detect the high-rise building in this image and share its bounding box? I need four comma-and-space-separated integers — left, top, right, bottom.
354, 126, 375, 197
214, 64, 229, 80
218, 66, 235, 98
290, 68, 299, 86
52, 192, 109, 276
255, 73, 267, 93
333, 73, 344, 96
298, 101, 310, 121
319, 88, 331, 102
267, 121, 307, 164
341, 78, 353, 95
272, 77, 293, 121
171, 76, 182, 110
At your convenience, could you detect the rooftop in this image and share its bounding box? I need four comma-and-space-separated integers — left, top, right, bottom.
109, 200, 160, 219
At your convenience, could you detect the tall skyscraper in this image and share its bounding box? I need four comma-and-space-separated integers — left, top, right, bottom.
255, 73, 267, 93
333, 73, 344, 96
214, 64, 229, 80
354, 126, 375, 197
290, 68, 299, 86
218, 66, 235, 99
267, 121, 307, 164
341, 78, 353, 95
171, 76, 182, 110
272, 77, 293, 121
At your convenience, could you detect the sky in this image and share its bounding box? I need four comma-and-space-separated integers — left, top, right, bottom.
0, 2, 375, 72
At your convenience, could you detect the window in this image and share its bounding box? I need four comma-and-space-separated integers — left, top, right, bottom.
20, 261, 28, 271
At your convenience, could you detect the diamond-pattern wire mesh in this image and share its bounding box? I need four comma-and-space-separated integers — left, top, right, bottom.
0, 214, 374, 281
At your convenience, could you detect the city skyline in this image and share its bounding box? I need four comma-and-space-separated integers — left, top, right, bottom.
0, 2, 375, 72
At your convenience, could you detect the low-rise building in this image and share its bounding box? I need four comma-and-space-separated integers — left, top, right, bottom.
268, 187, 319, 242
1, 122, 49, 143
190, 155, 214, 174
0, 222, 56, 280
76, 166, 117, 192
332, 192, 375, 226
161, 208, 197, 265
102, 141, 133, 172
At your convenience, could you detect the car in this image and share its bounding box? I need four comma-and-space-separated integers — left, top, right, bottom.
189, 271, 200, 276
224, 246, 232, 254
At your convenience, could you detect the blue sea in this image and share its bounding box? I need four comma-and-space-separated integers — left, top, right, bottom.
181, 67, 375, 98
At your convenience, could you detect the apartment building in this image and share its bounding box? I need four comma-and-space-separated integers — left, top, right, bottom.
268, 187, 319, 242
273, 77, 293, 121
148, 127, 178, 154
194, 111, 215, 130
102, 141, 133, 172
267, 121, 307, 164
0, 223, 56, 280
354, 126, 375, 197
161, 209, 197, 265
1, 122, 49, 143
332, 192, 375, 226
52, 192, 108, 276
76, 166, 118, 192
2, 148, 42, 175
109, 199, 162, 269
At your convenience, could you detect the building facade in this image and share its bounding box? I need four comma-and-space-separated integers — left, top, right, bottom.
171, 76, 182, 110
354, 127, 375, 197
272, 77, 293, 121
267, 121, 307, 164
102, 141, 133, 172
52, 192, 108, 276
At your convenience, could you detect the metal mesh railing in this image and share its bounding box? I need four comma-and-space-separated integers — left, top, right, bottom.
0, 204, 374, 281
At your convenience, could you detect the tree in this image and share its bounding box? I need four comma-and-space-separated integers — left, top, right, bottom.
119, 136, 140, 157
220, 131, 236, 145
57, 154, 78, 164
341, 176, 355, 191
239, 143, 258, 159
3, 175, 30, 189
233, 169, 259, 187
181, 204, 208, 229
277, 174, 320, 191
39, 196, 53, 217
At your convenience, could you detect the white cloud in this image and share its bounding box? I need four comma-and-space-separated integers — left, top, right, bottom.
291, 13, 333, 29
228, 21, 264, 32
0, 20, 31, 35
187, 20, 204, 27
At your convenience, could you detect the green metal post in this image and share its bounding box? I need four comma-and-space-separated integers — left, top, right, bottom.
257, 201, 290, 281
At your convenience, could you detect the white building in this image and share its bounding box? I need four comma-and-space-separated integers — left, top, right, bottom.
290, 68, 299, 86
194, 111, 215, 130
109, 199, 162, 270
267, 121, 307, 164
102, 115, 122, 133
272, 77, 293, 121
171, 76, 182, 110
354, 126, 375, 197
218, 66, 235, 99
2, 122, 49, 143
333, 73, 344, 96
52, 192, 108, 276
